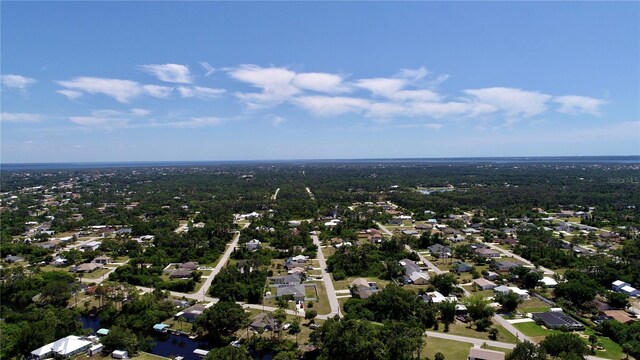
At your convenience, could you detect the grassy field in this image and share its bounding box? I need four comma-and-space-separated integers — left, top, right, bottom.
518, 297, 551, 313
82, 351, 169, 360
433, 320, 517, 344
513, 321, 559, 338
422, 337, 474, 360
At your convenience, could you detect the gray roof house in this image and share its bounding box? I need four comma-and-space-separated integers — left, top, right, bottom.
268, 273, 302, 285
427, 244, 452, 257
399, 258, 421, 275
276, 284, 306, 302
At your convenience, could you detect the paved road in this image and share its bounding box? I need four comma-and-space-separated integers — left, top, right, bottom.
194, 223, 249, 300
305, 187, 315, 200
135, 223, 249, 302
491, 313, 531, 342
425, 331, 516, 349
374, 221, 445, 275
312, 234, 342, 318
483, 242, 555, 276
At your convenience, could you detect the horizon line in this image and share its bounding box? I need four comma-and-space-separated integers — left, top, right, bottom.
2, 154, 640, 167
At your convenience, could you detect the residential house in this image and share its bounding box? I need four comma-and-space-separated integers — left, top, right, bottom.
399, 258, 421, 275
420, 291, 457, 304
500, 237, 518, 247
532, 311, 584, 330
350, 278, 376, 299
492, 261, 520, 273
179, 262, 199, 271
4, 255, 24, 263
540, 277, 558, 288
276, 284, 305, 302
484, 271, 499, 281
74, 263, 104, 273
250, 312, 278, 331
246, 239, 261, 252
473, 278, 497, 290
268, 273, 302, 285
408, 272, 430, 285
475, 247, 501, 258
427, 244, 452, 258
402, 229, 419, 236
169, 268, 193, 279
415, 224, 433, 230
284, 256, 308, 270
176, 303, 212, 322
454, 261, 473, 273
612, 280, 640, 297
602, 310, 636, 324
79, 241, 101, 252
92, 256, 112, 265
494, 286, 530, 300
467, 347, 505, 360
30, 335, 92, 359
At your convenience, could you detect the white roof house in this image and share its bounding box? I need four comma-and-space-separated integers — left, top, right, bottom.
541, 277, 558, 288
409, 271, 430, 285
31, 335, 92, 359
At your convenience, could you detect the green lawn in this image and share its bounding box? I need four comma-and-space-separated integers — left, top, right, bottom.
518, 297, 551, 313
513, 321, 559, 337
81, 268, 112, 279
422, 337, 474, 360
433, 321, 517, 344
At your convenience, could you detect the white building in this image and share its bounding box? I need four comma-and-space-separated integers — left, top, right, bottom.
30, 335, 92, 359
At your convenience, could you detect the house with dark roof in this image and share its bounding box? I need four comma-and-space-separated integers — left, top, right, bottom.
532, 311, 584, 330
250, 312, 278, 331
176, 303, 212, 322
399, 258, 421, 275
268, 273, 302, 285
492, 261, 520, 273
454, 261, 473, 273
170, 268, 193, 278
179, 262, 199, 271
427, 244, 451, 258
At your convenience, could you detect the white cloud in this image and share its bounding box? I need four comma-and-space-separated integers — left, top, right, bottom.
69, 116, 111, 126
228, 65, 300, 108
292, 72, 350, 93
57, 90, 83, 100
294, 96, 370, 117
271, 116, 285, 127
68, 108, 149, 128
1, 112, 42, 122
57, 77, 144, 103
1, 74, 36, 89
131, 108, 150, 116
177, 86, 225, 99
140, 63, 192, 84
355, 77, 440, 102
463, 87, 552, 118
554, 95, 606, 115
200, 62, 216, 77
166, 116, 223, 128
142, 84, 173, 98
396, 66, 428, 80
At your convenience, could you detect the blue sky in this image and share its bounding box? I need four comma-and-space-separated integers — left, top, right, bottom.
1, 2, 638, 163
